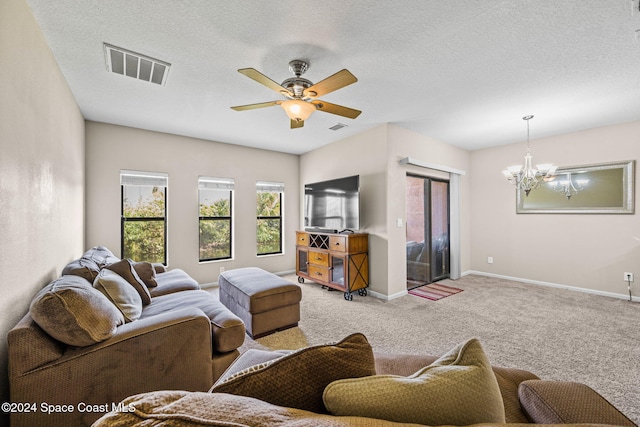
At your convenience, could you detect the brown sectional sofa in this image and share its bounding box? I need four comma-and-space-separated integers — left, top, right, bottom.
94, 334, 637, 427
7, 246, 245, 427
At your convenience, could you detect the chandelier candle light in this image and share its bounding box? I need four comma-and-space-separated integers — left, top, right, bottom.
502, 115, 557, 196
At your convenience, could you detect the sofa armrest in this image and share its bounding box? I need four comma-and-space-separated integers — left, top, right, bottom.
10, 307, 215, 427
519, 380, 637, 426
7, 313, 65, 378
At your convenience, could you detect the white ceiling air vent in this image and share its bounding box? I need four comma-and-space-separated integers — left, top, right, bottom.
329, 123, 348, 131
103, 43, 170, 85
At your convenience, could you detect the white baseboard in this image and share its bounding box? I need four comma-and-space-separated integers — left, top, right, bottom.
200, 282, 217, 289
464, 270, 639, 303
368, 289, 408, 301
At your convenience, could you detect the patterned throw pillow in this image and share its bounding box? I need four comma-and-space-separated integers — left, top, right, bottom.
210, 333, 376, 414
323, 338, 506, 425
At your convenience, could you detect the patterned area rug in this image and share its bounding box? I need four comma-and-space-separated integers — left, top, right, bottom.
408, 282, 463, 301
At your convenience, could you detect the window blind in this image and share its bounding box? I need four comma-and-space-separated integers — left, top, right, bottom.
256, 181, 284, 193
199, 177, 234, 190
120, 170, 168, 187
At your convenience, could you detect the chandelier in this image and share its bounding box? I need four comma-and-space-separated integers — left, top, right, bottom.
502, 115, 556, 196
548, 172, 589, 199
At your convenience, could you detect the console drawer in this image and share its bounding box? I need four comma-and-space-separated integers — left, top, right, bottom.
329, 235, 347, 252
308, 250, 329, 266
308, 265, 330, 281
296, 232, 310, 247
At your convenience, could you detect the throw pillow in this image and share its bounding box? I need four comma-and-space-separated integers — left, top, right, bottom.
61, 257, 101, 282
29, 275, 124, 346
132, 261, 158, 288
323, 337, 506, 425
94, 268, 143, 322
210, 333, 376, 414
105, 259, 152, 305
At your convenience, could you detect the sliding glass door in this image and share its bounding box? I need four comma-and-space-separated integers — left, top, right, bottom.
406, 175, 450, 288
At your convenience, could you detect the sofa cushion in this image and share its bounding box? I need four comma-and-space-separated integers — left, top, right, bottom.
323, 338, 505, 426
141, 290, 245, 353
149, 268, 200, 297
83, 245, 120, 267
132, 261, 158, 288
94, 268, 143, 322
29, 275, 124, 346
518, 380, 637, 426
61, 257, 102, 282
210, 333, 376, 414
93, 391, 426, 427
105, 259, 152, 305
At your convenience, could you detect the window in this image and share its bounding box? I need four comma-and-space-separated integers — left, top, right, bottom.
121, 170, 168, 264
256, 181, 284, 255
199, 177, 233, 261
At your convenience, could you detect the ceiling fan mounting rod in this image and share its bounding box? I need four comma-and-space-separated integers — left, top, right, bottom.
288, 59, 308, 77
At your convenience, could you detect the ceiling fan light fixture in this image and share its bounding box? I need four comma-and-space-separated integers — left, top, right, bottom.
281, 99, 316, 121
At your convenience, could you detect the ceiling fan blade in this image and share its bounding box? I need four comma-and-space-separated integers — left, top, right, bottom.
231, 101, 281, 111
312, 100, 361, 119
304, 69, 357, 98
291, 119, 304, 129
238, 68, 292, 96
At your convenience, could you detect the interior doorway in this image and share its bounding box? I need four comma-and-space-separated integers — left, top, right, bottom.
406, 175, 450, 289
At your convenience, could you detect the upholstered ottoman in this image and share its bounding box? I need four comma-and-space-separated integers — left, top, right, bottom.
218, 267, 302, 338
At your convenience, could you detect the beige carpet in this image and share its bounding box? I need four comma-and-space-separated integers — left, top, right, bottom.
214, 274, 640, 424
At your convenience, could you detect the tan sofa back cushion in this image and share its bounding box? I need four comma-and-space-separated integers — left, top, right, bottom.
29, 275, 124, 346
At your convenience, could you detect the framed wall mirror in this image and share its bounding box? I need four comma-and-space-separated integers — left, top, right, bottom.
517, 160, 635, 214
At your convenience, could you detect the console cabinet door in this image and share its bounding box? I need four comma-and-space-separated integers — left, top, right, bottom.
330, 255, 347, 290
296, 248, 309, 276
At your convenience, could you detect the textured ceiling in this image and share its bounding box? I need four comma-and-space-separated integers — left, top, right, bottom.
26, 0, 640, 155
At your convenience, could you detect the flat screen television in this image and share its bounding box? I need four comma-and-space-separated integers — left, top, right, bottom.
304, 175, 360, 232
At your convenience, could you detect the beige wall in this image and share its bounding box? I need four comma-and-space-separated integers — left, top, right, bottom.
299, 125, 389, 295
0, 0, 85, 416
387, 125, 472, 297
470, 120, 640, 298
85, 122, 299, 284
300, 124, 472, 298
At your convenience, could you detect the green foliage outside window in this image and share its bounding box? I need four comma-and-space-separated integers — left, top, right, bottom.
122, 186, 166, 264
257, 191, 281, 255
199, 197, 231, 260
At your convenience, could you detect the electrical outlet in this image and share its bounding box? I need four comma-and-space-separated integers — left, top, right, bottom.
220, 267, 225, 274
624, 272, 634, 282
487, 257, 494, 264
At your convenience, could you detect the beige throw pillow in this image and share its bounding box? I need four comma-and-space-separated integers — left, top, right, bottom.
210, 333, 376, 414
94, 268, 143, 322
323, 338, 506, 425
29, 275, 124, 346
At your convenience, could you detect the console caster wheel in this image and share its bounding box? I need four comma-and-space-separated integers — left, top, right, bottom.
344, 292, 353, 301
358, 288, 368, 296
297, 276, 304, 284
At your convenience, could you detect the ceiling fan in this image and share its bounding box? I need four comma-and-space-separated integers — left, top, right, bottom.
231, 60, 361, 129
